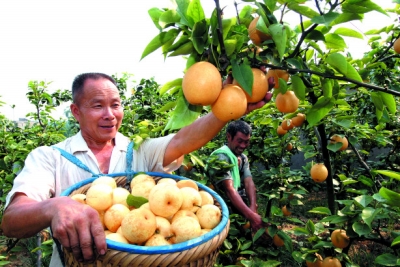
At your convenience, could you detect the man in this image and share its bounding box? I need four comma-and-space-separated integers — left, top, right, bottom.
1, 72, 272, 266
208, 120, 263, 233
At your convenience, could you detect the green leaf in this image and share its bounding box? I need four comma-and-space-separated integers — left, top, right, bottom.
222, 17, 237, 40
277, 230, 293, 253
293, 227, 310, 235
333, 27, 364, 39
306, 219, 316, 235
159, 78, 183, 96
141, 29, 180, 60
321, 78, 332, 98
169, 41, 194, 57
327, 142, 342, 152
269, 23, 287, 61
375, 253, 398, 266
291, 75, 305, 101
253, 227, 266, 242
159, 9, 181, 28
325, 53, 362, 82
342, 0, 388, 16
166, 34, 190, 53
331, 12, 364, 26
305, 30, 325, 41
306, 96, 335, 126
374, 170, 400, 181
362, 207, 381, 228
126, 194, 148, 208
354, 195, 373, 208
231, 61, 253, 95
308, 207, 331, 215
187, 0, 205, 25
164, 94, 202, 131
391, 236, 400, 247
370, 91, 384, 111
224, 39, 237, 56
287, 3, 320, 18
176, 0, 191, 27
358, 176, 374, 188
148, 8, 164, 31
311, 12, 340, 26
378, 187, 400, 208
353, 222, 372, 237
324, 33, 347, 50
379, 92, 397, 115
191, 19, 208, 54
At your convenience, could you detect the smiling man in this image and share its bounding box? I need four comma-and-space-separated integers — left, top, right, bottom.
1, 72, 273, 266
208, 120, 263, 234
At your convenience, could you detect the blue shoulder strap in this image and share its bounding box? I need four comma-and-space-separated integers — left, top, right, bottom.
52, 146, 99, 176
52, 141, 135, 177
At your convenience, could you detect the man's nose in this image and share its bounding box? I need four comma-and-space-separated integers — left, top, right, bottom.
103, 107, 115, 119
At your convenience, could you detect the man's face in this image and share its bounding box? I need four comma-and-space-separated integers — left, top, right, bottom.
227, 131, 250, 156
70, 78, 124, 143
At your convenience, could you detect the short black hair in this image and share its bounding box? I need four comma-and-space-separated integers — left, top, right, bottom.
72, 73, 117, 104
226, 120, 252, 138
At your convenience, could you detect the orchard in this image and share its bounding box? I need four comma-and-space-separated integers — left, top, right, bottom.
0, 0, 400, 266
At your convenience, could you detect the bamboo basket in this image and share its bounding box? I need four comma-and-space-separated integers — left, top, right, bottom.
60, 172, 230, 267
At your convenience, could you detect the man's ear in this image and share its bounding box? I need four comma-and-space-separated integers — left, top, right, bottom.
227, 133, 233, 142
70, 103, 80, 121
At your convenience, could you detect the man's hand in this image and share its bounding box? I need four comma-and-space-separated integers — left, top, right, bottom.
248, 211, 263, 233
51, 197, 107, 263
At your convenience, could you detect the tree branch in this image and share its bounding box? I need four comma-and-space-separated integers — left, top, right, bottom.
214, 0, 229, 72
263, 64, 400, 97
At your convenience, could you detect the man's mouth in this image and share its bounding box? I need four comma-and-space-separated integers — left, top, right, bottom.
100, 125, 114, 129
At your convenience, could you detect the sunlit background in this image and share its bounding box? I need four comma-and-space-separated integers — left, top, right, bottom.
0, 0, 395, 120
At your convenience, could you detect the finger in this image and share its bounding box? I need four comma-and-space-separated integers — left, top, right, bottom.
268, 76, 275, 89
264, 91, 273, 102
77, 222, 97, 262
68, 229, 84, 262
91, 220, 107, 256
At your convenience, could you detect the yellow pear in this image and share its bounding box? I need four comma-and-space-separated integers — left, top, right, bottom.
106, 232, 129, 244
131, 180, 156, 199
199, 190, 214, 206
179, 187, 202, 213
145, 233, 172, 246
171, 210, 199, 224
121, 208, 157, 244
157, 178, 177, 185
196, 204, 221, 229
130, 174, 155, 189
112, 187, 131, 208
104, 204, 130, 232
92, 176, 117, 189
176, 179, 198, 191
170, 216, 201, 244
86, 184, 113, 211
70, 193, 86, 204
149, 183, 183, 218
155, 216, 173, 238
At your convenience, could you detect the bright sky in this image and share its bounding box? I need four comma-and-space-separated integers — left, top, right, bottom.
0, 0, 394, 121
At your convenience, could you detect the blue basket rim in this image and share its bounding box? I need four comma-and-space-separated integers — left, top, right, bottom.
61, 171, 229, 254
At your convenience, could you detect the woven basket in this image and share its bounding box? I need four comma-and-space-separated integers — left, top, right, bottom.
60, 172, 230, 267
